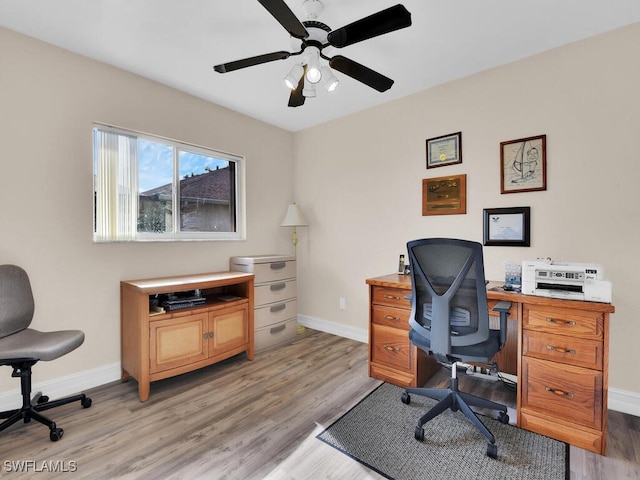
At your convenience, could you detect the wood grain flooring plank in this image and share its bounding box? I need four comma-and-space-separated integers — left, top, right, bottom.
0, 329, 637, 479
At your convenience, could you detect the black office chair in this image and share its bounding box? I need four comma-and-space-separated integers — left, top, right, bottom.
0, 265, 92, 441
400, 238, 511, 458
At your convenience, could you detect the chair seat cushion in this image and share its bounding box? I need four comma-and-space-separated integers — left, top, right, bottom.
409, 328, 501, 363
0, 328, 84, 363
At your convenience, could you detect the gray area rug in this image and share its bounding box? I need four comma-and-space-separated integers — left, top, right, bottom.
317, 382, 568, 480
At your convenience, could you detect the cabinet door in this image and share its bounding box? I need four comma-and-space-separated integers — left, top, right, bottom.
210, 304, 249, 356
150, 313, 208, 374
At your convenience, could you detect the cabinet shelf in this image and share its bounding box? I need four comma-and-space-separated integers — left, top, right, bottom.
121, 271, 254, 401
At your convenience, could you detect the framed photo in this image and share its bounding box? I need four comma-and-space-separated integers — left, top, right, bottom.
426, 132, 462, 169
483, 207, 530, 246
500, 134, 546, 193
422, 174, 466, 216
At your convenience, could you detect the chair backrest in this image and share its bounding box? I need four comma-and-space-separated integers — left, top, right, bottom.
407, 238, 490, 361
0, 265, 35, 339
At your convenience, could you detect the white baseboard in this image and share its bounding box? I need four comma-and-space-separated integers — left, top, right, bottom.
3, 322, 640, 419
297, 314, 368, 343
0, 362, 121, 411
608, 387, 640, 417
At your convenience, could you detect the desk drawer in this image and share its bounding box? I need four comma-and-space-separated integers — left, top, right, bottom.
372, 286, 411, 309
370, 323, 412, 372
523, 330, 603, 370
522, 356, 603, 430
372, 304, 410, 330
524, 305, 603, 340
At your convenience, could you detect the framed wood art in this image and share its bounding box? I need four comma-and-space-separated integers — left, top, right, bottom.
426, 132, 462, 169
422, 174, 466, 216
500, 134, 546, 193
483, 206, 530, 246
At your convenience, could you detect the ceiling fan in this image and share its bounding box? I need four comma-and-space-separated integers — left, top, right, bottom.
213, 0, 412, 107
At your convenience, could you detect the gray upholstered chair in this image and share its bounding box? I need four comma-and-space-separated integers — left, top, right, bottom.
400, 238, 511, 458
0, 265, 91, 441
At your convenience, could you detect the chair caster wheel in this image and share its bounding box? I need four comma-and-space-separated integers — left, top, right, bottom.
82, 397, 92, 408
497, 411, 509, 424
487, 442, 497, 459
38, 395, 49, 404
50, 428, 64, 442
401, 392, 411, 405
414, 426, 425, 442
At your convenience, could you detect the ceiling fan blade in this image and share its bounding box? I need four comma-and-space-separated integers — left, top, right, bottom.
288, 66, 306, 107
327, 4, 412, 48
214, 51, 291, 73
258, 0, 308, 40
329, 55, 394, 92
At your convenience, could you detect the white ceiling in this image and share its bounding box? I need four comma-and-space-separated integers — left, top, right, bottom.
2, 0, 640, 132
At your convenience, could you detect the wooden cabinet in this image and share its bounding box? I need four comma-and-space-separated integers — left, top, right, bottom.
367, 275, 439, 387
519, 301, 611, 454
121, 272, 254, 401
366, 274, 614, 455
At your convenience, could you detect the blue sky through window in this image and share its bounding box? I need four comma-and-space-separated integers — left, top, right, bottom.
138, 139, 229, 193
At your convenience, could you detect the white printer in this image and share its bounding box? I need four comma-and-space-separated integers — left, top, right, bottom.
521, 259, 612, 303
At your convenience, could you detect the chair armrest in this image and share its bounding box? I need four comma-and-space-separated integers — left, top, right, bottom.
492, 301, 511, 348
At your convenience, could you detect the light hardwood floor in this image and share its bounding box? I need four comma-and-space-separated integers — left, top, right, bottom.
0, 329, 638, 479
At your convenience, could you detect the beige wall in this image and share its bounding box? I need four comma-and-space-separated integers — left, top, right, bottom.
293, 23, 640, 395
0, 27, 294, 393
2, 22, 639, 402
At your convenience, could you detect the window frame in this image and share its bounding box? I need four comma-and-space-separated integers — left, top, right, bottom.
93, 123, 246, 242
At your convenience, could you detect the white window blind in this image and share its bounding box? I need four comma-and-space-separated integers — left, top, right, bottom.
94, 129, 138, 242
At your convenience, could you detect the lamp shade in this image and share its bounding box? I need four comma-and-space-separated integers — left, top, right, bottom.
280, 203, 309, 227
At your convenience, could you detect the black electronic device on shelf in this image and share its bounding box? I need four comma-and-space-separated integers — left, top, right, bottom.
157, 290, 206, 311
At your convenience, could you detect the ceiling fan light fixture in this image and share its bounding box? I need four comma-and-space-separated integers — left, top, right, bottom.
321, 66, 339, 92
302, 78, 316, 98
284, 63, 304, 89
305, 47, 322, 84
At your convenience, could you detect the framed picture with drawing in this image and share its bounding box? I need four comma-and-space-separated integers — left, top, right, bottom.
500, 135, 546, 193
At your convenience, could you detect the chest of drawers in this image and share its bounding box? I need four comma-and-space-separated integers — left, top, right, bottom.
230, 255, 297, 352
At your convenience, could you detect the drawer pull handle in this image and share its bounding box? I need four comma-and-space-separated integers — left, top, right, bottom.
383, 345, 400, 353
270, 324, 286, 335
546, 318, 576, 326
546, 345, 576, 354
270, 262, 286, 270
383, 294, 401, 300
545, 386, 574, 398
384, 315, 400, 321
270, 282, 286, 291
203, 332, 214, 339
270, 303, 287, 313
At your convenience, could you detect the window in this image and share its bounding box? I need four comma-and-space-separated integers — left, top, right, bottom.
93, 124, 245, 242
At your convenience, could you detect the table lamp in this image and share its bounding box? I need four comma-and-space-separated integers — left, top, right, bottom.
280, 203, 309, 255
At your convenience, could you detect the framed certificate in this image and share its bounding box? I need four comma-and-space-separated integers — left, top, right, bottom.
483, 207, 530, 246
426, 132, 462, 169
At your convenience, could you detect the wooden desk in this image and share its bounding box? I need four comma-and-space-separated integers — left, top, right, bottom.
366, 273, 614, 454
